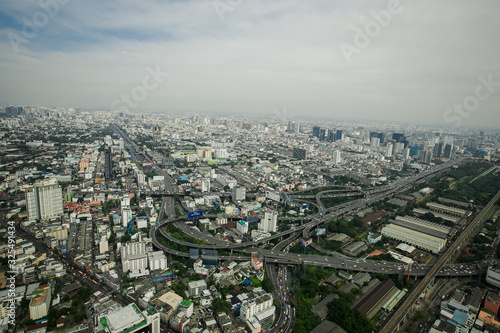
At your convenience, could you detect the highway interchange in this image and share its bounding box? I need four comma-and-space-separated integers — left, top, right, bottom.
114, 125, 494, 332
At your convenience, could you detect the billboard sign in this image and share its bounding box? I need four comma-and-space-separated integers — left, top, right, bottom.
188, 210, 203, 219
316, 228, 326, 236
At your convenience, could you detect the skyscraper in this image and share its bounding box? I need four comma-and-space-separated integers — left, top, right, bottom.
312, 126, 320, 138
232, 187, 246, 203
333, 150, 342, 164
105, 148, 113, 180
328, 129, 336, 142
443, 144, 453, 159
153, 126, 161, 143
386, 144, 393, 158
259, 211, 278, 233
26, 182, 63, 222
392, 133, 405, 143
335, 130, 343, 141
319, 129, 326, 141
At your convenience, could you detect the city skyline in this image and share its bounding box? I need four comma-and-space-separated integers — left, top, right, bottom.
1, 0, 500, 128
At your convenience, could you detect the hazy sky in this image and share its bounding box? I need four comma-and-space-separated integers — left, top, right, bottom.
1, 0, 499, 128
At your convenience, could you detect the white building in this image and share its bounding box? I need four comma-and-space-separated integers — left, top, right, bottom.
403, 148, 410, 160
237, 221, 249, 234
333, 150, 342, 164
381, 223, 446, 254
148, 251, 167, 271
214, 149, 229, 159
187, 280, 207, 297
122, 253, 148, 272
99, 236, 108, 254
259, 211, 278, 233
201, 179, 210, 192
25, 182, 63, 222
122, 242, 146, 256
232, 187, 246, 203
136, 171, 146, 186
386, 144, 393, 158
240, 293, 274, 321
486, 267, 500, 288
97, 303, 160, 333
370, 137, 380, 148
122, 208, 133, 227
251, 258, 263, 271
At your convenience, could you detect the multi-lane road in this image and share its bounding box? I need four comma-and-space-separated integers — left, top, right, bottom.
115, 124, 484, 332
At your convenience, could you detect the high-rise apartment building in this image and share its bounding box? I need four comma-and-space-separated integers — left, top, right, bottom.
26, 182, 63, 222
232, 187, 246, 203
333, 150, 342, 164
259, 211, 278, 233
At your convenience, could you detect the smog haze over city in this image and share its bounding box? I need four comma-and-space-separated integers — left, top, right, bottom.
1, 0, 500, 127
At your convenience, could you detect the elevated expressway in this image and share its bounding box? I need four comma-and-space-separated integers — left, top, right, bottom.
151, 157, 478, 279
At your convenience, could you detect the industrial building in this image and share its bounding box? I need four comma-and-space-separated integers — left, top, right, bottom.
413, 208, 459, 224
393, 215, 451, 238
426, 202, 468, 217
352, 280, 397, 319
381, 223, 446, 254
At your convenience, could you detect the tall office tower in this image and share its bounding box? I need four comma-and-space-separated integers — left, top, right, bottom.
232, 187, 246, 203
392, 133, 405, 143
328, 129, 336, 142
293, 148, 307, 160
312, 126, 320, 138
319, 129, 326, 141
370, 137, 380, 148
386, 144, 393, 158
370, 131, 380, 140
333, 150, 342, 164
409, 146, 419, 158
259, 211, 278, 233
26, 182, 63, 222
153, 126, 161, 143
287, 121, 296, 133
335, 129, 343, 141
379, 133, 387, 144
119, 138, 124, 151
402, 148, 410, 160
424, 150, 433, 164
433, 143, 443, 157
105, 148, 113, 180
443, 144, 453, 159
